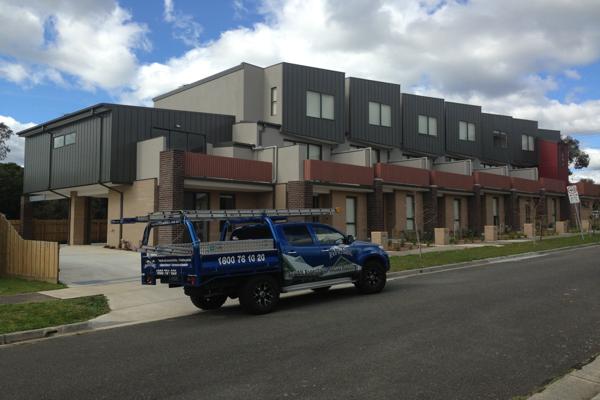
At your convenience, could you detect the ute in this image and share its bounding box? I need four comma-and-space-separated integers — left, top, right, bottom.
112, 208, 390, 314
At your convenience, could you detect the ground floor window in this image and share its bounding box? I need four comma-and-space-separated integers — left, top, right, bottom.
346, 197, 357, 237
406, 195, 415, 231
453, 198, 461, 232
492, 197, 499, 226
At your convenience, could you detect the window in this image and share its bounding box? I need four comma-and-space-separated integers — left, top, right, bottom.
493, 131, 508, 148
418, 115, 437, 136
313, 225, 345, 245
345, 197, 357, 237
284, 140, 322, 160
492, 197, 499, 226
406, 195, 415, 231
53, 136, 64, 148
282, 225, 314, 246
231, 224, 273, 240
522, 134, 535, 151
372, 149, 381, 163
459, 121, 475, 141
453, 199, 461, 232
368, 102, 392, 127
65, 132, 76, 145
306, 91, 334, 120
270, 87, 278, 116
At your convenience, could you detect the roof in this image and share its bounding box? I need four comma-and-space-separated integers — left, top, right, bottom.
18, 103, 112, 137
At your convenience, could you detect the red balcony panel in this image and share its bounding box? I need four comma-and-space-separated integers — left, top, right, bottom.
430, 170, 474, 191
511, 177, 542, 193
304, 160, 374, 186
374, 163, 430, 187
540, 177, 566, 193
473, 172, 512, 191
184, 153, 272, 183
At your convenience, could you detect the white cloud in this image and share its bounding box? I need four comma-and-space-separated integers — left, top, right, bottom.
0, 115, 36, 166
564, 69, 581, 80
162, 0, 203, 47
0, 0, 148, 89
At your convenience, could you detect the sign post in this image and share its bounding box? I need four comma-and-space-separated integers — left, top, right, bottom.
566, 185, 584, 239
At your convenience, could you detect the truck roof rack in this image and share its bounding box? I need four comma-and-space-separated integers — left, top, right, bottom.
112, 208, 338, 224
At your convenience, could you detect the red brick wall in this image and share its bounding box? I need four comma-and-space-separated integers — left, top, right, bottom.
159, 150, 185, 244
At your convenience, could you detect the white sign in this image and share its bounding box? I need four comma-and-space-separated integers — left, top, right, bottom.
567, 185, 580, 204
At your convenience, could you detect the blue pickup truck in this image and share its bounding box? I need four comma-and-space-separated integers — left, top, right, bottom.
113, 208, 389, 314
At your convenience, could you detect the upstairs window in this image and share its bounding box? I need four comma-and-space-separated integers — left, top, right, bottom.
306, 91, 334, 120
493, 130, 508, 148
53, 136, 64, 148
368, 102, 392, 127
284, 140, 322, 160
270, 87, 278, 116
418, 115, 437, 136
459, 121, 476, 141
65, 132, 76, 145
522, 134, 535, 151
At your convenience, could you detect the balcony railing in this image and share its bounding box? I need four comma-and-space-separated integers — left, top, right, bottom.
510, 177, 542, 193
304, 160, 373, 186
539, 178, 566, 194
374, 163, 430, 187
184, 153, 272, 183
430, 170, 474, 191
576, 181, 600, 197
473, 171, 512, 191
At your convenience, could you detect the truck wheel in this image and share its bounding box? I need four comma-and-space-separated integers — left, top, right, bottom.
190, 294, 227, 310
311, 286, 331, 293
239, 275, 280, 315
356, 260, 386, 294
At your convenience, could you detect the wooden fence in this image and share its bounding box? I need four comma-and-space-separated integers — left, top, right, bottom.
9, 219, 107, 243
0, 214, 59, 283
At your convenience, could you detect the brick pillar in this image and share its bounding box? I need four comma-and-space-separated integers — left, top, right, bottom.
506, 190, 519, 232
468, 184, 483, 236
367, 179, 384, 233
19, 195, 33, 239
286, 181, 313, 208
69, 192, 88, 245
423, 186, 439, 236
560, 196, 573, 226
159, 150, 185, 244
537, 189, 547, 229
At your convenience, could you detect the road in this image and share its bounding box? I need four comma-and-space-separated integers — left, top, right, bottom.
2, 245, 600, 400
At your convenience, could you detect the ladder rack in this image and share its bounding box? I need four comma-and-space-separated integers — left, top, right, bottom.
112, 208, 338, 224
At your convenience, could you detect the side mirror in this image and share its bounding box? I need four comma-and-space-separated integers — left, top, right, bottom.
345, 235, 355, 244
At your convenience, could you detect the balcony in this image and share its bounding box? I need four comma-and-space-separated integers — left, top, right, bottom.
430, 170, 474, 191
576, 181, 600, 197
184, 153, 272, 183
510, 177, 542, 193
473, 171, 512, 191
374, 163, 430, 187
304, 160, 373, 186
539, 178, 566, 194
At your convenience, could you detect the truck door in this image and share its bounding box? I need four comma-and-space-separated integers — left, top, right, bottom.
310, 224, 358, 279
279, 224, 325, 283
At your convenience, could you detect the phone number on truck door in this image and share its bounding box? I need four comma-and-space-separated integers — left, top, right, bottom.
217, 253, 266, 266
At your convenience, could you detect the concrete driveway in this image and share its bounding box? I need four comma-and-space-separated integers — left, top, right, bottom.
59, 245, 140, 286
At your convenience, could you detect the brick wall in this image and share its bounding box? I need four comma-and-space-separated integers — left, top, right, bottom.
286, 181, 313, 208
159, 150, 185, 244
367, 179, 384, 233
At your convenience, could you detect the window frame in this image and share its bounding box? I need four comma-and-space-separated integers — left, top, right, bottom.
418, 114, 438, 136
345, 196, 357, 237
306, 90, 334, 120
270, 87, 278, 116
521, 134, 535, 151
493, 130, 508, 148
53, 135, 65, 149
368, 101, 392, 127
406, 194, 415, 231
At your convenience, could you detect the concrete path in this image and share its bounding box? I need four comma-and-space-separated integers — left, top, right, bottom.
59, 245, 139, 286
0, 292, 55, 305
529, 355, 600, 400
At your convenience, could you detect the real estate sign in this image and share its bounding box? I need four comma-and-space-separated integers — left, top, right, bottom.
567, 185, 580, 204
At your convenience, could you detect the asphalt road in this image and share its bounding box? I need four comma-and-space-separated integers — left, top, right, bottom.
2, 246, 600, 400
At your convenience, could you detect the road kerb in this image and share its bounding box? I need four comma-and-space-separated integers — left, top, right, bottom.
528, 354, 600, 399
0, 321, 92, 346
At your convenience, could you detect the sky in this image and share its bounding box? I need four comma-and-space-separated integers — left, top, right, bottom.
1, 0, 600, 181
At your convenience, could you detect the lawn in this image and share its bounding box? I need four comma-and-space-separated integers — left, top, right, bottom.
0, 295, 110, 335
389, 234, 600, 272
0, 277, 66, 296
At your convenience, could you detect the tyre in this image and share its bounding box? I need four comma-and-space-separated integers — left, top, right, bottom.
239, 275, 280, 315
190, 294, 227, 310
356, 260, 386, 294
311, 286, 331, 293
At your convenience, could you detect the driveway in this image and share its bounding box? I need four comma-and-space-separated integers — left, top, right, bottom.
59, 245, 140, 286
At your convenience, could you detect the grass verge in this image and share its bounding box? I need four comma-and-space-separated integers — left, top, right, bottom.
390, 234, 600, 272
0, 295, 109, 335
0, 277, 66, 296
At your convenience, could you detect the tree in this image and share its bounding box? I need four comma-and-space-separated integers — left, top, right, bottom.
0, 122, 13, 161
562, 136, 590, 174
0, 162, 23, 219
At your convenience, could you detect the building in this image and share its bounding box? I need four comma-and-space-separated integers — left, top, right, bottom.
18, 62, 600, 247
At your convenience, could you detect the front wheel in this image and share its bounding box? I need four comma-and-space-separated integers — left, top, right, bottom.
190, 294, 227, 310
239, 275, 280, 315
356, 260, 386, 294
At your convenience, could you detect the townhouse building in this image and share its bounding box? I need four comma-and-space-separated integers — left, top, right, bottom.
18, 62, 600, 247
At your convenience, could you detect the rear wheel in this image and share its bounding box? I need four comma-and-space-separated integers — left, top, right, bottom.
190, 294, 227, 310
239, 275, 280, 315
356, 260, 386, 294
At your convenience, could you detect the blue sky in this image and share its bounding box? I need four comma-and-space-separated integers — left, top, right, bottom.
1, 0, 600, 180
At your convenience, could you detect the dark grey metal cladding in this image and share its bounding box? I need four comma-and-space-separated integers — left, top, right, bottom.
481, 113, 512, 164
538, 129, 561, 143
511, 118, 538, 167
401, 93, 445, 156
281, 63, 345, 143
109, 105, 235, 183
345, 77, 401, 147
23, 133, 51, 193
444, 102, 482, 158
